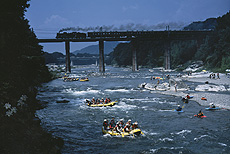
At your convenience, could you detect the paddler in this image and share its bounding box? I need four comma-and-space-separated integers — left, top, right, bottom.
176, 105, 182, 111
114, 122, 122, 133
100, 98, 104, 103
91, 97, 95, 104
119, 119, 124, 128
86, 99, 92, 105
209, 103, 216, 108
186, 94, 190, 99
103, 119, 109, 130
109, 117, 116, 130
126, 119, 132, 126
132, 122, 139, 130
124, 123, 131, 133
197, 110, 204, 117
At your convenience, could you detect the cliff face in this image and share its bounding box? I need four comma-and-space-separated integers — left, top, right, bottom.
0, 0, 63, 153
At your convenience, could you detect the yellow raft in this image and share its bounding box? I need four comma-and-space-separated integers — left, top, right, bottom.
102, 127, 144, 137
87, 101, 117, 107
80, 77, 89, 82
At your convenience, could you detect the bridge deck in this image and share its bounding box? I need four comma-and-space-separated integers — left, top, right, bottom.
38, 30, 212, 43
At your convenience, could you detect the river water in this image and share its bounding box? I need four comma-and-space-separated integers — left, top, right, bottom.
36, 66, 230, 154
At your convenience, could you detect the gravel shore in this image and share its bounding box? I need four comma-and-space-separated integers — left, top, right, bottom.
150, 73, 230, 109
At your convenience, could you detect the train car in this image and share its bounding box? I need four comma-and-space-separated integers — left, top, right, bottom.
56, 32, 86, 39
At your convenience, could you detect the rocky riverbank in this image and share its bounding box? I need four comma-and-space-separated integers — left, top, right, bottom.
140, 72, 230, 109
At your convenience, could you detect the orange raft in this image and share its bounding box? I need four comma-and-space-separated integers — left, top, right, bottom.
201, 97, 207, 101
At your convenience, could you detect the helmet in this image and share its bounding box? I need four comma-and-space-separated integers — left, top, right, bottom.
120, 119, 123, 121
128, 119, 131, 122
104, 119, 107, 122
135, 122, 138, 125
116, 122, 119, 125
126, 123, 129, 126
178, 105, 180, 107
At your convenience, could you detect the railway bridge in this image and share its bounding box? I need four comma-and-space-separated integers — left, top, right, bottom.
38, 30, 212, 72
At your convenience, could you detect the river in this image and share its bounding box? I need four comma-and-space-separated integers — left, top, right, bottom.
36, 66, 230, 154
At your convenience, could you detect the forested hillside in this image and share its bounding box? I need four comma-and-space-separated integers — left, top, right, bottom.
109, 11, 230, 72
0, 0, 63, 153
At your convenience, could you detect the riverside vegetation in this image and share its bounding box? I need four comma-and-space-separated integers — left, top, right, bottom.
108, 11, 230, 72
0, 0, 63, 153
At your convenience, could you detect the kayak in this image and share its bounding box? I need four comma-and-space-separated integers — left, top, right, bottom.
102, 127, 144, 137
88, 101, 117, 107
174, 109, 184, 112
205, 107, 220, 110
194, 115, 207, 118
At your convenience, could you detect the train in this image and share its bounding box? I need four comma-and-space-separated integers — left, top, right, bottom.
56, 31, 165, 39
56, 30, 212, 39
56, 32, 86, 39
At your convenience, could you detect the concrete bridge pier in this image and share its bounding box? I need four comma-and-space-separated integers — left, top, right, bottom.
132, 42, 138, 71
65, 40, 71, 73
99, 40, 105, 72
164, 41, 171, 70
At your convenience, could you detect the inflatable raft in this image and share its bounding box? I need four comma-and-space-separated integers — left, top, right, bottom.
80, 77, 89, 82
201, 97, 207, 101
87, 101, 117, 107
102, 127, 144, 137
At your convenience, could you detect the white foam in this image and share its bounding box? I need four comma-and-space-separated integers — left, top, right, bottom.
73, 89, 101, 96
174, 130, 192, 135
194, 135, 209, 141
113, 101, 137, 110
218, 142, 227, 147
159, 137, 174, 142
104, 89, 131, 93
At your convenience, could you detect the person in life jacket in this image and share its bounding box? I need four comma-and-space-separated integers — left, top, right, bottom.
91, 97, 95, 104
103, 119, 109, 130
126, 119, 132, 126
109, 117, 116, 130
124, 123, 131, 133
186, 95, 190, 99
104, 98, 108, 104
108, 98, 111, 103
119, 119, 124, 128
209, 103, 216, 108
197, 110, 204, 117
176, 105, 182, 111
114, 122, 122, 133
132, 122, 139, 130
100, 98, 104, 104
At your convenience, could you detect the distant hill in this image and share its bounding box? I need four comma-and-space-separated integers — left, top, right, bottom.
73, 41, 119, 55
183, 18, 218, 30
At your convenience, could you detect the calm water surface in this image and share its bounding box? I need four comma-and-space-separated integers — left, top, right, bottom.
36, 66, 230, 154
